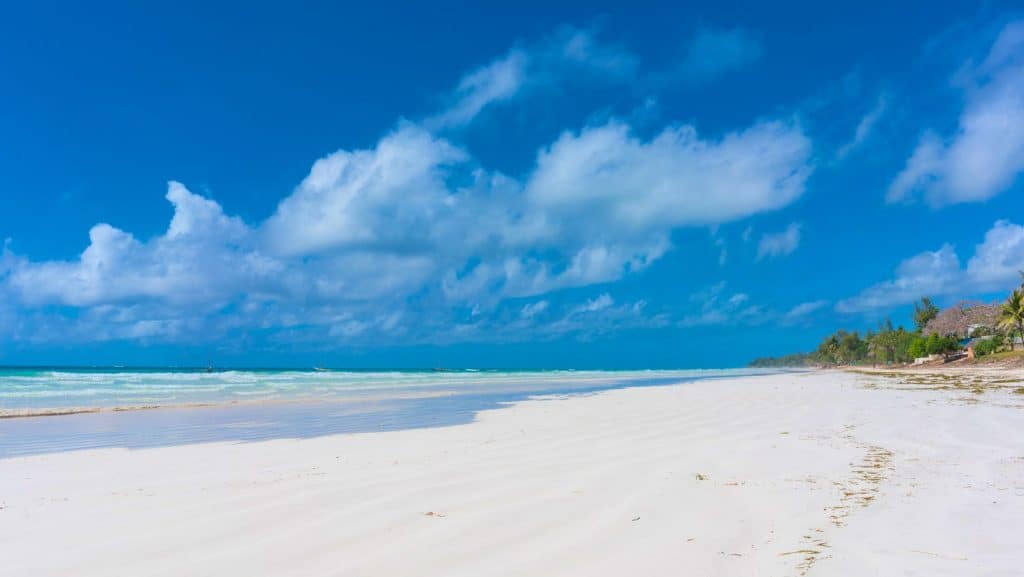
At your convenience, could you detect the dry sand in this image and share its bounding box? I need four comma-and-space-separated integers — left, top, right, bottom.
2, 371, 1022, 576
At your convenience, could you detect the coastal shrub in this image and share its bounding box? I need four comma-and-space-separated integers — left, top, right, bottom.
925, 333, 958, 355
748, 353, 817, 367
748, 289, 1021, 367
907, 337, 927, 359
974, 336, 1003, 357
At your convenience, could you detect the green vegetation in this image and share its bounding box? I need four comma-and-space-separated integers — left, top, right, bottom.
801, 299, 963, 366
748, 352, 818, 368
998, 288, 1024, 351
809, 321, 960, 366
913, 297, 939, 331
973, 336, 1003, 357
976, 349, 1024, 364
751, 318, 929, 367
749, 283, 1024, 367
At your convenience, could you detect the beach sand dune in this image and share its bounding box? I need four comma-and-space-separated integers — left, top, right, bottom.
2, 371, 1021, 576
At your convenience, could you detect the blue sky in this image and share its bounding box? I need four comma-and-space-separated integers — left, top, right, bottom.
2, 1, 1024, 368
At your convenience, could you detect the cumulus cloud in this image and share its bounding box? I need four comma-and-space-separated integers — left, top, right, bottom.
440, 117, 811, 300
7, 182, 274, 309
836, 220, 1024, 313
263, 125, 472, 258
4, 112, 812, 343
964, 219, 1024, 290
523, 120, 810, 231
835, 246, 962, 313
2, 30, 814, 346
887, 21, 1024, 205
757, 223, 801, 260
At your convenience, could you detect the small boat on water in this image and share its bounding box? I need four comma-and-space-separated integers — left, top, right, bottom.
313, 366, 329, 372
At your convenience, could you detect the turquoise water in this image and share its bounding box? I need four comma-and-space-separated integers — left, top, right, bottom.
0, 367, 773, 414
0, 367, 784, 457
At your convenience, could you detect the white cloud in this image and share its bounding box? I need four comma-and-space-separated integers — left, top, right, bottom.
782, 300, 829, 323
404, 294, 665, 345
426, 28, 637, 130
571, 293, 613, 314
835, 245, 961, 313
7, 182, 275, 309
328, 311, 404, 339
757, 223, 802, 260
836, 94, 887, 159
679, 282, 760, 327
964, 219, 1024, 291
532, 296, 664, 341
1, 31, 814, 345
519, 300, 549, 319
888, 21, 1024, 205
4, 111, 813, 343
836, 220, 1024, 313
678, 284, 827, 328
523, 120, 811, 232
426, 50, 528, 129
442, 117, 811, 300
557, 27, 637, 74
262, 124, 471, 258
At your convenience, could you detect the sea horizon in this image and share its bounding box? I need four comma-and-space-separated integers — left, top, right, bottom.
0, 367, 787, 458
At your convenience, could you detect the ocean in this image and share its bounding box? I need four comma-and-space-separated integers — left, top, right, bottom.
0, 367, 782, 457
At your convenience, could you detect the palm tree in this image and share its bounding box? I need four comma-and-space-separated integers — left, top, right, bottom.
998, 288, 1024, 351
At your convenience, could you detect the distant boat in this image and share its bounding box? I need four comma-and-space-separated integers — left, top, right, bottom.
313, 366, 329, 372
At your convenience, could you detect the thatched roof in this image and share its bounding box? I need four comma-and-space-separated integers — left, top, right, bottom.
924, 301, 1001, 337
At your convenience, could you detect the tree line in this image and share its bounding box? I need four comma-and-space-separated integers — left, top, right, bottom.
750, 278, 1024, 368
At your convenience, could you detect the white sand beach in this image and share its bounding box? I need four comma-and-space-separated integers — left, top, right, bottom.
2, 370, 1022, 576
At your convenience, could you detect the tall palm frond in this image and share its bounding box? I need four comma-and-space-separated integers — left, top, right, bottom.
998, 289, 1024, 351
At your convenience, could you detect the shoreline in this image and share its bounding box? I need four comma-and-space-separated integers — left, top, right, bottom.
0, 368, 770, 421
0, 389, 463, 420
0, 369, 791, 431
2, 370, 1021, 575
0, 374, 754, 458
